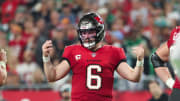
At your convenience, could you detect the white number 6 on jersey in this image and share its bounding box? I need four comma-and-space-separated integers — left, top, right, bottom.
86, 65, 102, 90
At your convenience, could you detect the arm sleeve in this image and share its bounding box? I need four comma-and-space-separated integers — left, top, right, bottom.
117, 48, 126, 61
61, 46, 72, 66
151, 52, 167, 68
115, 48, 127, 68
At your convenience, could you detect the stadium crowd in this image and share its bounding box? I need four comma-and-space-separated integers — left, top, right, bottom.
0, 0, 180, 99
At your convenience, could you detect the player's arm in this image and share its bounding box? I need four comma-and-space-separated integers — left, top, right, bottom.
0, 49, 7, 85
151, 42, 174, 89
116, 46, 144, 82
42, 40, 71, 82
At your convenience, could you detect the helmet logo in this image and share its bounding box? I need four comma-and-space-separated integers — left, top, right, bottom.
94, 16, 104, 24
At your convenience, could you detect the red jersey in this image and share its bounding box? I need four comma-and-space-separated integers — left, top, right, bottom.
167, 26, 180, 89
62, 45, 126, 101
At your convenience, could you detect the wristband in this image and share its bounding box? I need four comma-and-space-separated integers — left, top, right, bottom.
42, 55, 50, 63
165, 78, 175, 89
0, 61, 6, 69
136, 59, 144, 67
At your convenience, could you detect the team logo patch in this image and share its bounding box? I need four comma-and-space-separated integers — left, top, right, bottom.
92, 53, 96, 57
75, 54, 81, 61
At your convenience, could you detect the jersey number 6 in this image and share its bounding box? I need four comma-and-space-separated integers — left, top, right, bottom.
86, 65, 102, 90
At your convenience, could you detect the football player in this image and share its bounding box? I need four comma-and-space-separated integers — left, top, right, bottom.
0, 49, 7, 85
42, 12, 144, 101
151, 26, 180, 101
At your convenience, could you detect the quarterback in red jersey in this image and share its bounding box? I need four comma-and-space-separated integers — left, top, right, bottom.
42, 12, 144, 101
151, 26, 180, 101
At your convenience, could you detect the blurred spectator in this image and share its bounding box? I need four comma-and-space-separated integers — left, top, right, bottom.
6, 48, 20, 86
77, 1, 90, 19
111, 17, 125, 35
48, 10, 60, 30
32, 1, 50, 22
25, 0, 38, 9
59, 3, 76, 24
0, 27, 21, 87
23, 18, 35, 42
165, 2, 180, 27
111, 18, 124, 47
46, 0, 55, 11
148, 80, 168, 101
71, 0, 84, 17
130, 0, 149, 26
65, 24, 78, 45
34, 18, 49, 68
89, 2, 99, 12
142, 14, 155, 41
16, 49, 44, 85
110, 31, 124, 48
8, 23, 26, 62
1, 0, 18, 24
13, 6, 27, 25
0, 28, 8, 49
36, 18, 49, 37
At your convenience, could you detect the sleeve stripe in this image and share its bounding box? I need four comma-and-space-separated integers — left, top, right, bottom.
115, 59, 127, 70
60, 57, 71, 67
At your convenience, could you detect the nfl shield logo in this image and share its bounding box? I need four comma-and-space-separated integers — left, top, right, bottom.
92, 53, 96, 57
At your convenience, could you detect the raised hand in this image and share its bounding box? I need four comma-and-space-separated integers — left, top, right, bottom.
42, 40, 54, 57
132, 46, 144, 60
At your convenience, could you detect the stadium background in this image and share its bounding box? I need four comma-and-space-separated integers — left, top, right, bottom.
0, 0, 179, 101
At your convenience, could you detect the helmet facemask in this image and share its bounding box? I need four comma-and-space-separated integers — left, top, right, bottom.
78, 20, 97, 49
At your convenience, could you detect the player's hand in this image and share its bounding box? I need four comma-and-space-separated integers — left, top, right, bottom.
42, 40, 54, 57
0, 49, 7, 63
132, 46, 144, 60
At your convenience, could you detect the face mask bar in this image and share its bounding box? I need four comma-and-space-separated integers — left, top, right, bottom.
78, 28, 97, 49
83, 41, 96, 49
78, 28, 97, 35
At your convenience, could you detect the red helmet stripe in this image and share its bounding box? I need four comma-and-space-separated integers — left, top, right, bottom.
94, 16, 104, 24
